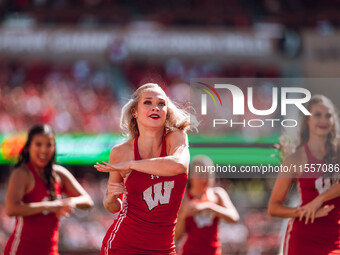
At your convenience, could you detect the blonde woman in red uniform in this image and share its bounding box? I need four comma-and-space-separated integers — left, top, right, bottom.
95, 83, 195, 254
174, 156, 239, 255
4, 124, 94, 255
268, 95, 340, 255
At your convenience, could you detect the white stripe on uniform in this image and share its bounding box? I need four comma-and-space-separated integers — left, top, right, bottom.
10, 217, 23, 255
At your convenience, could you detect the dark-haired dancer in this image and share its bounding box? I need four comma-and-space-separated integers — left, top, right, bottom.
268, 95, 340, 255
4, 124, 93, 255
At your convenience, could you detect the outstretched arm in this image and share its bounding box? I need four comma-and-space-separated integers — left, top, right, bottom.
95, 130, 190, 177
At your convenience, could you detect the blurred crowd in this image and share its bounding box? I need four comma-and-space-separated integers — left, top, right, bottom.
0, 59, 281, 134
0, 60, 122, 133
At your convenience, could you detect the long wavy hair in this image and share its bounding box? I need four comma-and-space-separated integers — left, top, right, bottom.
298, 95, 339, 164
120, 83, 196, 138
15, 124, 57, 200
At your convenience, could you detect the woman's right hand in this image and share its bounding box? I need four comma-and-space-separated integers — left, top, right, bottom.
107, 182, 128, 200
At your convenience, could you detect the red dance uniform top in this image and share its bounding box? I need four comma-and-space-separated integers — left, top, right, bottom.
284, 144, 340, 255
101, 133, 188, 255
181, 191, 221, 255
5, 162, 62, 255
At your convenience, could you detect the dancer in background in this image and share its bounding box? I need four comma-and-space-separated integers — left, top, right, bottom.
268, 95, 340, 255
4, 124, 94, 255
175, 155, 239, 255
95, 83, 196, 254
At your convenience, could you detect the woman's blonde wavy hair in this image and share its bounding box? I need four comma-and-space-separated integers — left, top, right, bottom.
298, 94, 339, 164
120, 83, 196, 138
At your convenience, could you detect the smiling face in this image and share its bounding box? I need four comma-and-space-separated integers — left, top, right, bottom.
308, 102, 335, 137
28, 134, 55, 171
133, 88, 168, 129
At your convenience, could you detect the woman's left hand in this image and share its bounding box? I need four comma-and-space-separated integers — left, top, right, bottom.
94, 161, 132, 178
55, 198, 75, 218
298, 196, 324, 224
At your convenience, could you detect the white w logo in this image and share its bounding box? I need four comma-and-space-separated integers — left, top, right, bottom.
143, 181, 175, 211
315, 173, 339, 195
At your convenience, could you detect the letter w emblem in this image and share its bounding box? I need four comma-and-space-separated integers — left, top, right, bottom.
143, 181, 175, 211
